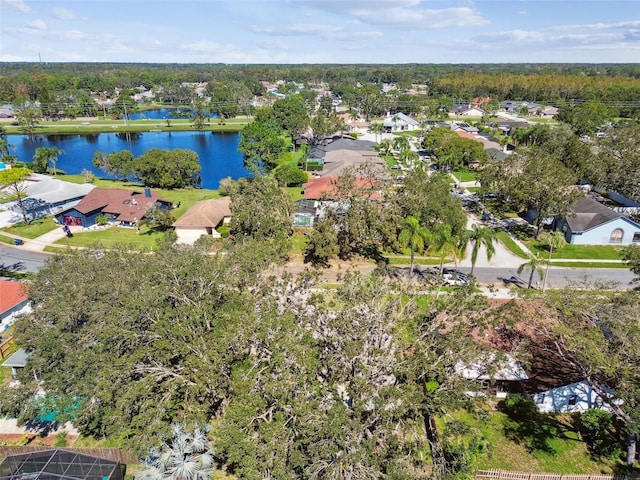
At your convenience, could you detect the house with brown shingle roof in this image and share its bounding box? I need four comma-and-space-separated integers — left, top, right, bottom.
172, 197, 232, 245
55, 187, 172, 228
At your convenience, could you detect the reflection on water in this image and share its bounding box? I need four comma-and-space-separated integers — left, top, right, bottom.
9, 131, 248, 190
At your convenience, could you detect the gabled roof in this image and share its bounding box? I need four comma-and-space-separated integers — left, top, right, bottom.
24, 174, 95, 204
0, 280, 29, 315
533, 380, 618, 413
320, 149, 387, 178
565, 196, 638, 233
69, 188, 170, 223
456, 352, 529, 381
383, 112, 419, 127
173, 197, 231, 229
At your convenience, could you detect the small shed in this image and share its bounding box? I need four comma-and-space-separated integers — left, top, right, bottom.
0, 449, 124, 480
1, 348, 34, 381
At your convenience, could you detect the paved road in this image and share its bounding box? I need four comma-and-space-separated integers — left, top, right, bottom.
462, 266, 635, 290
1, 242, 635, 291
0, 244, 50, 273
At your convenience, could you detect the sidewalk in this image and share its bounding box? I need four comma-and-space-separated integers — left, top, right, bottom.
0, 225, 82, 253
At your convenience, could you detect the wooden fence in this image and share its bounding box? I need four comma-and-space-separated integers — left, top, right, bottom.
0, 446, 138, 464
0, 336, 14, 361
475, 470, 640, 480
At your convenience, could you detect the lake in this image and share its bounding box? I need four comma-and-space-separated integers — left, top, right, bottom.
6, 131, 249, 190
127, 108, 218, 120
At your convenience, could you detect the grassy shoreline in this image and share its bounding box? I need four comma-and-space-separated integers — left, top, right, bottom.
0, 117, 249, 135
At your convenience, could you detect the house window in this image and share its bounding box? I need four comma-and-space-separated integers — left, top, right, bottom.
610, 228, 624, 243
568, 395, 578, 406
633, 232, 640, 243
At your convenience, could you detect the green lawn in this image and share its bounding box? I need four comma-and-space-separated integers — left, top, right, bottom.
550, 261, 627, 268
286, 186, 305, 203
1, 217, 58, 239
0, 233, 16, 245
496, 231, 530, 258
453, 170, 477, 182
0, 117, 248, 135
55, 225, 163, 251
449, 408, 624, 474
527, 240, 625, 260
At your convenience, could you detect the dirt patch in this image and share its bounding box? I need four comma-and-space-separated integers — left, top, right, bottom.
0, 433, 78, 447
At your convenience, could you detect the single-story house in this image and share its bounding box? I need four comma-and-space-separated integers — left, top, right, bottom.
0, 279, 31, 329
172, 197, 232, 245
303, 176, 382, 202
532, 380, 619, 413
456, 352, 529, 398
55, 187, 171, 228
383, 112, 419, 132
555, 196, 640, 245
451, 121, 480, 134
452, 104, 486, 117
321, 149, 388, 178
5, 174, 95, 222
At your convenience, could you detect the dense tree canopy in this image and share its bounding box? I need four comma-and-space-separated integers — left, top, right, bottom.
2, 244, 490, 479
131, 148, 201, 188
238, 115, 287, 173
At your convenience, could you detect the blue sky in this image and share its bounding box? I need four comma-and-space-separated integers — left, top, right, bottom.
1, 0, 639, 63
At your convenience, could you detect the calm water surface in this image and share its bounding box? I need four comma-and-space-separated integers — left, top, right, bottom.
8, 131, 248, 189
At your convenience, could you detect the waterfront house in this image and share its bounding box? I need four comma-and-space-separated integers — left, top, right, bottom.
55, 187, 171, 228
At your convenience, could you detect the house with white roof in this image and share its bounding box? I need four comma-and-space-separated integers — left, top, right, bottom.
4, 174, 95, 223
532, 380, 619, 413
383, 112, 419, 132
456, 352, 529, 398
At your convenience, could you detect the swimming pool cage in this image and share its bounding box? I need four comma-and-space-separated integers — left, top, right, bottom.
0, 449, 124, 480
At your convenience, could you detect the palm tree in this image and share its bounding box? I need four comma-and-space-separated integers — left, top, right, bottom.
392, 136, 410, 153
369, 122, 384, 143
541, 231, 566, 291
429, 224, 464, 274
517, 253, 545, 289
398, 216, 430, 275
465, 224, 497, 275
138, 423, 214, 480
33, 146, 64, 176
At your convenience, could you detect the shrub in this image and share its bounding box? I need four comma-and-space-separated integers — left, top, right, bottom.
216, 226, 230, 238
579, 409, 623, 459
273, 164, 308, 187
54, 431, 68, 447
95, 214, 109, 225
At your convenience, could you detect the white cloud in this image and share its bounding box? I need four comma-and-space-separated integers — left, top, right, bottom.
249, 24, 342, 36
51, 7, 76, 20
180, 40, 230, 53
248, 23, 381, 42
1, 0, 31, 13
60, 30, 87, 40
27, 18, 46, 30
518, 10, 527, 15
560, 20, 640, 31
298, 0, 487, 29
258, 39, 288, 51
